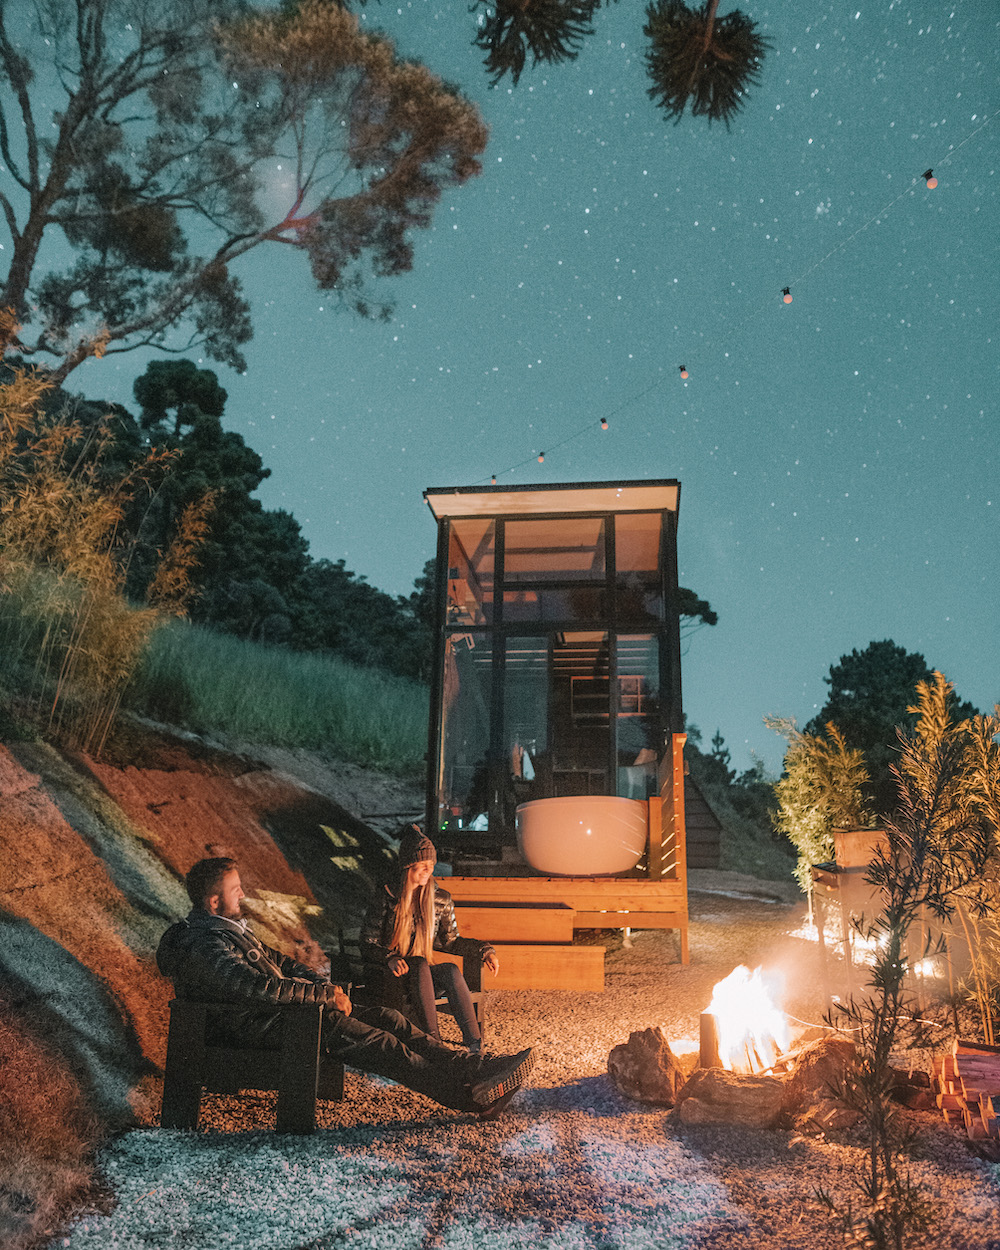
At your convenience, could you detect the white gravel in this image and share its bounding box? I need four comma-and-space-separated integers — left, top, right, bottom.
53, 879, 1000, 1250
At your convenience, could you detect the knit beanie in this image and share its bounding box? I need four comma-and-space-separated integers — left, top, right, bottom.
398, 825, 436, 870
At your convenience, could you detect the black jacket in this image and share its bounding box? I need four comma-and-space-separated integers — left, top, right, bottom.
156, 910, 338, 1045
360, 883, 493, 966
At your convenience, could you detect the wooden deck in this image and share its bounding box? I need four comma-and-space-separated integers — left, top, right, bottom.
442, 747, 690, 991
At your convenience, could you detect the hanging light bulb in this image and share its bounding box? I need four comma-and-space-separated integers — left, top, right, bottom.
679, 365, 689, 379
600, 417, 608, 430
537, 451, 545, 463
923, 168, 938, 189
782, 287, 793, 304
491, 474, 497, 485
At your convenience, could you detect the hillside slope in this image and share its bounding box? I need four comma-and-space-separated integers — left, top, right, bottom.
0, 726, 421, 1249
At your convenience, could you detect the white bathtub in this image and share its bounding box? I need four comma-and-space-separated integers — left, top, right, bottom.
515, 796, 649, 877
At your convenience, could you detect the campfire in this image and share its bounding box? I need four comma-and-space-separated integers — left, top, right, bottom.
699, 965, 793, 1074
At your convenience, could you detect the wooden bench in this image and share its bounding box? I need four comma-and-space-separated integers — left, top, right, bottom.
161, 999, 344, 1135
333, 937, 487, 1045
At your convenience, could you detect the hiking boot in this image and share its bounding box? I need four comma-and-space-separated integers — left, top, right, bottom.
470, 1047, 535, 1107
477, 1085, 522, 1120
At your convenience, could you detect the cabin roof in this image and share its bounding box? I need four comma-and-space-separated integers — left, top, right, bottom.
424, 479, 680, 520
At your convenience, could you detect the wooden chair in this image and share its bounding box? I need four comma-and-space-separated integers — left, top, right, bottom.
332, 933, 487, 1046
161, 999, 344, 1135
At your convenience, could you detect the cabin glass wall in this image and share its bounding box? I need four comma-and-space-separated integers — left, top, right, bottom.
615, 512, 663, 622
436, 631, 493, 835
502, 516, 608, 623
446, 519, 495, 626
614, 634, 661, 799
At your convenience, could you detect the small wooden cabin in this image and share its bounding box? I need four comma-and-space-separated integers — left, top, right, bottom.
421, 480, 691, 985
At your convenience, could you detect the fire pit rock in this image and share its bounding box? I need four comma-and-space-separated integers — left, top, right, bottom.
675, 1067, 787, 1129
783, 1036, 861, 1135
607, 1026, 688, 1105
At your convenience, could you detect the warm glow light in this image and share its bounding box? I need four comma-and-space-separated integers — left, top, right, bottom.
601, 417, 608, 430
707, 965, 790, 1073
537, 452, 545, 463
679, 366, 689, 378
782, 287, 793, 304
923, 168, 938, 189
491, 474, 497, 484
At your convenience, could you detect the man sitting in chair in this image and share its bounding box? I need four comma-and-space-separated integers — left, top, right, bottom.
156, 857, 534, 1119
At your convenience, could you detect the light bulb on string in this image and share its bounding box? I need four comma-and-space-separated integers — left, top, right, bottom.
537, 451, 545, 464
923, 168, 938, 189
782, 287, 793, 304
600, 417, 608, 430
491, 475, 497, 485
679, 366, 688, 379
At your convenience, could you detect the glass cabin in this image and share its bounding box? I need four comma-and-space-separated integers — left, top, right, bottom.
423, 480, 683, 859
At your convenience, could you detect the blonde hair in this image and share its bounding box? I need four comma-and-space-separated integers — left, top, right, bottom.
389, 866, 435, 961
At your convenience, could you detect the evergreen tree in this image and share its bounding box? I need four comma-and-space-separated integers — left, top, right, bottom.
807, 639, 979, 814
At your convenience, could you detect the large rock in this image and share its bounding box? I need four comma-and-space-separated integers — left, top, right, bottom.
675, 1067, 787, 1128
783, 1036, 861, 1134
782, 1036, 857, 1117
608, 1027, 687, 1105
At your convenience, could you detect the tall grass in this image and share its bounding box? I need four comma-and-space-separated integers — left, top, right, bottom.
126, 618, 428, 775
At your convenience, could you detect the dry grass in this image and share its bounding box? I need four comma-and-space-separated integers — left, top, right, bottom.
0, 325, 202, 755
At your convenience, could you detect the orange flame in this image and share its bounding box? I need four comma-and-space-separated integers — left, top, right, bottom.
706, 965, 790, 1073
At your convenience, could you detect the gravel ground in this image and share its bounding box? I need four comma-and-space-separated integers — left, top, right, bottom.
55, 878, 1000, 1250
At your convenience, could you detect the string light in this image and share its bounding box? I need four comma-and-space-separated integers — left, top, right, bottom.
491, 474, 496, 484
471, 108, 999, 486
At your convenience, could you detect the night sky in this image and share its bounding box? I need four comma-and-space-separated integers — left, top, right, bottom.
84, 1, 999, 772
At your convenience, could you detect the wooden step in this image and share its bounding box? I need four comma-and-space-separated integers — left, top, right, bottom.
436, 944, 604, 992
454, 902, 576, 943
446, 876, 687, 911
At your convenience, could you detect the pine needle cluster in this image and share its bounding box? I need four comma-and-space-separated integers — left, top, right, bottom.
473, 0, 601, 86
643, 0, 769, 125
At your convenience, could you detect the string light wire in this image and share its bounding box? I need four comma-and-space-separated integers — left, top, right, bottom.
480, 108, 999, 487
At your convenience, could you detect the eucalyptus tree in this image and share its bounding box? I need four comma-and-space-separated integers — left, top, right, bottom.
0, 0, 487, 380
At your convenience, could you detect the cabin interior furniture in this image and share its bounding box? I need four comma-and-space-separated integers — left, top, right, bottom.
160, 998, 344, 1135
332, 936, 487, 1046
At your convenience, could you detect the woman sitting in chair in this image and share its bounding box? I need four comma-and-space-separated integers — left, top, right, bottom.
360, 826, 499, 1052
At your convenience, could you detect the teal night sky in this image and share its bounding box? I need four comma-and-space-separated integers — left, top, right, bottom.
84, 2, 999, 771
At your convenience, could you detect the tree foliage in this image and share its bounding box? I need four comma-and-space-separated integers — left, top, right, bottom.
822, 674, 1000, 1248
806, 639, 979, 814
766, 717, 872, 898
0, 333, 206, 752
644, 0, 769, 125
0, 0, 487, 380
468, 0, 767, 122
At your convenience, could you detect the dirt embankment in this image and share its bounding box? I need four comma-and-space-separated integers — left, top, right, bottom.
0, 724, 420, 1248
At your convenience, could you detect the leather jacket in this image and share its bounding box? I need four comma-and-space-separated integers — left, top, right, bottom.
360, 883, 494, 967
156, 910, 338, 1045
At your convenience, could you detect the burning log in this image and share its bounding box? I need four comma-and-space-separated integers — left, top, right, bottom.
699, 1013, 722, 1070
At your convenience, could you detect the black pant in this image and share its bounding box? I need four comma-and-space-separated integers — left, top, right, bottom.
323, 1003, 481, 1112
377, 957, 481, 1044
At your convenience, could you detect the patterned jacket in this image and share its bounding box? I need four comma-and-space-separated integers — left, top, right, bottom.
156, 910, 339, 1045
360, 883, 494, 967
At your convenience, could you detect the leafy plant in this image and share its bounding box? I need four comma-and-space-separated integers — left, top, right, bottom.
766, 716, 872, 903
822, 674, 1000, 1249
